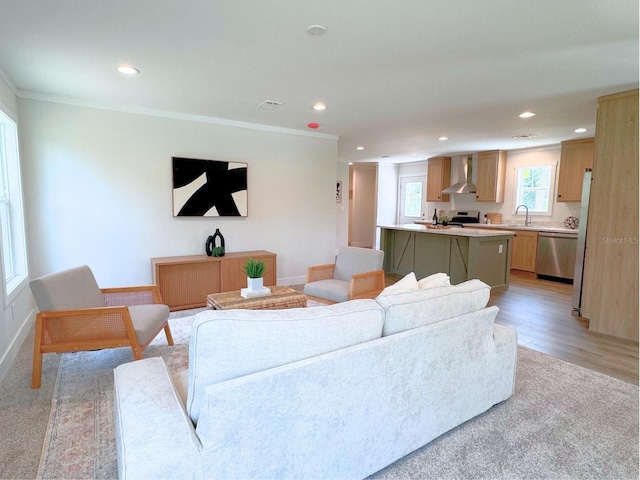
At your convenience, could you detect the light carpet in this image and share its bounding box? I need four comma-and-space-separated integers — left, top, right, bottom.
38, 314, 638, 480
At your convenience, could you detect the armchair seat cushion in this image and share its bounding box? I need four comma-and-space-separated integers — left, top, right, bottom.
303, 279, 351, 303
129, 304, 171, 345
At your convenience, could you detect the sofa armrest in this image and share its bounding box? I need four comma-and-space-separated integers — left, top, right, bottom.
113, 357, 203, 480
306, 263, 336, 283
492, 323, 518, 395
349, 269, 385, 300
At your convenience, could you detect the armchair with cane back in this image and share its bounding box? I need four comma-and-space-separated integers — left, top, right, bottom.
29, 265, 174, 388
304, 246, 385, 304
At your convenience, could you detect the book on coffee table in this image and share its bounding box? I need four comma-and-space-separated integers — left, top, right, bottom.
240, 286, 272, 299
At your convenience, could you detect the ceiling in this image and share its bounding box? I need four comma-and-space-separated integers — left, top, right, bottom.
0, 0, 637, 164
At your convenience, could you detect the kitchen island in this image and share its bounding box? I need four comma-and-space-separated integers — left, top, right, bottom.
379, 224, 515, 290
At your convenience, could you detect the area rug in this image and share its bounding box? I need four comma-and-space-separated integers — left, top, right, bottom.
38, 315, 639, 480
36, 315, 191, 480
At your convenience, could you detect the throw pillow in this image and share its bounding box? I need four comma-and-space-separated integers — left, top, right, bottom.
417, 272, 450, 289
376, 279, 491, 336
378, 271, 419, 296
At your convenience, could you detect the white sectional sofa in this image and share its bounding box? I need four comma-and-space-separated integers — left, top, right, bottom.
113, 278, 518, 480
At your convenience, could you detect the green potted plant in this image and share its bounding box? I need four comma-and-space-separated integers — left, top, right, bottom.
243, 258, 266, 291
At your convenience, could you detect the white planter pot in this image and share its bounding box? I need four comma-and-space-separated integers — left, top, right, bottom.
247, 277, 264, 291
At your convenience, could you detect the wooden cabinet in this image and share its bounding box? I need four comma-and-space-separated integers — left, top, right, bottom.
557, 138, 594, 202
426, 156, 451, 202
582, 90, 638, 340
510, 230, 538, 272
152, 251, 277, 310
475, 150, 507, 202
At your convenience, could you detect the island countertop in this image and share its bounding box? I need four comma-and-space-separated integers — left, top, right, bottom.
379, 224, 515, 238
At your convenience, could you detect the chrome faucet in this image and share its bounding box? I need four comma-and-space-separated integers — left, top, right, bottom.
515, 204, 532, 226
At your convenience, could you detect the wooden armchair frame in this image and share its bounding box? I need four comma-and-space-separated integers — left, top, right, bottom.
31, 285, 174, 388
305, 264, 386, 305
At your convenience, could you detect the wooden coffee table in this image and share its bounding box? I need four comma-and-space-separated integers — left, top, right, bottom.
206, 285, 307, 310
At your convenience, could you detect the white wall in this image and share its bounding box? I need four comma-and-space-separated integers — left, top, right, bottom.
20, 99, 339, 287
0, 75, 37, 383
375, 163, 399, 248
335, 161, 350, 249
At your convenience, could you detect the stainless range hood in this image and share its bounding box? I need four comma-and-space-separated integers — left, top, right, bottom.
442, 155, 477, 194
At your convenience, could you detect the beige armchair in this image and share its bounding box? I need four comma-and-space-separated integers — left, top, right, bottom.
304, 247, 385, 304
29, 265, 174, 388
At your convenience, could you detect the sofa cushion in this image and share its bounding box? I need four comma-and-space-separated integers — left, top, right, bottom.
376, 279, 491, 336
186, 299, 385, 424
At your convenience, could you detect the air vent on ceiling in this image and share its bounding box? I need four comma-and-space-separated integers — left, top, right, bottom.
257, 100, 283, 110
512, 133, 538, 140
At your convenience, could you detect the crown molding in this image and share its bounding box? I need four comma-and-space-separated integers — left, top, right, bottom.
0, 66, 18, 97
17, 90, 339, 141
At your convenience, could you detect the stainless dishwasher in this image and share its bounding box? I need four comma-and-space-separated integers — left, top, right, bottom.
536, 232, 577, 281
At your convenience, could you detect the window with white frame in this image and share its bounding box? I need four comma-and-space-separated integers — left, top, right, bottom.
514, 165, 554, 214
0, 108, 28, 304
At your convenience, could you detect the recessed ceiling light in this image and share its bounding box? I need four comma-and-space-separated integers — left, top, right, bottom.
574, 127, 588, 133
513, 133, 538, 139
313, 102, 326, 111
519, 111, 536, 118
116, 65, 140, 75
439, 136, 449, 141
356, 146, 364, 151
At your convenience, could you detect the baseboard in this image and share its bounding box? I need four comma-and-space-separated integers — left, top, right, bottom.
277, 275, 306, 287
0, 308, 36, 384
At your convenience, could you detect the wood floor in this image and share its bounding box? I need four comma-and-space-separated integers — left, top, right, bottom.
490, 271, 638, 385
388, 270, 638, 385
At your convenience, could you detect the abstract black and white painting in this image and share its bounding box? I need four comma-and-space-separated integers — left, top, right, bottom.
172, 157, 248, 217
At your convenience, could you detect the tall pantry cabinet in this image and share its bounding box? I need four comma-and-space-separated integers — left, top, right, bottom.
582, 89, 638, 340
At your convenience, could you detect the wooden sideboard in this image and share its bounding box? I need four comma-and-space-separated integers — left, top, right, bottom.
151, 251, 277, 311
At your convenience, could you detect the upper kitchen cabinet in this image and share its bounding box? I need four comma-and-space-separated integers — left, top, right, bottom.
426, 156, 451, 202
556, 138, 594, 202
475, 150, 507, 202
